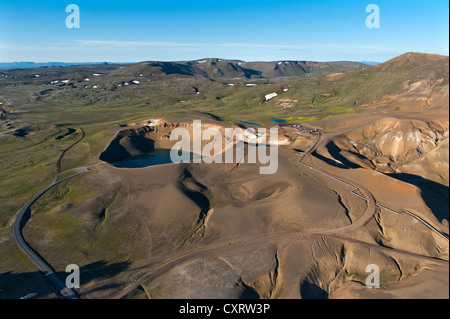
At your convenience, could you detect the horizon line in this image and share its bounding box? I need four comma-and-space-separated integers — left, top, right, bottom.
0, 58, 384, 66
1, 52, 448, 68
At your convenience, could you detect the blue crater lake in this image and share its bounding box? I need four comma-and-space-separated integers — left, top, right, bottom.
112, 149, 198, 168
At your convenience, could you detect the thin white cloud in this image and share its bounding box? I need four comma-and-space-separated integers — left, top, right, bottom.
2, 40, 385, 51
214, 43, 306, 49
309, 43, 397, 54
311, 43, 380, 49
74, 40, 187, 47
0, 40, 412, 63
67, 40, 397, 55
71, 40, 307, 49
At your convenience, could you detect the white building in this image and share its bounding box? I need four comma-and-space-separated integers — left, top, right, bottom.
264, 92, 278, 101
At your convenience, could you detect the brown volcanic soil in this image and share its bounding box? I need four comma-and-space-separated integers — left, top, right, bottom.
95, 120, 363, 253
323, 117, 450, 186
306, 53, 449, 199
8, 53, 447, 299
73, 112, 447, 299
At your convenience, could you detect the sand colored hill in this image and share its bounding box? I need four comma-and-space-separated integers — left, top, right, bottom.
339, 118, 449, 184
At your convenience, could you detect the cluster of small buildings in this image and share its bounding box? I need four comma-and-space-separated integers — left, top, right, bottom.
278, 123, 318, 134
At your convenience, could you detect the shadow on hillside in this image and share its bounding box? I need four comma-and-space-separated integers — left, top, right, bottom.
179, 168, 211, 224
237, 279, 260, 299
310, 141, 364, 169
310, 142, 449, 224
312, 150, 361, 169
387, 173, 449, 223
326, 141, 366, 169
313, 142, 449, 222
313, 148, 449, 223
0, 260, 131, 299
300, 281, 328, 299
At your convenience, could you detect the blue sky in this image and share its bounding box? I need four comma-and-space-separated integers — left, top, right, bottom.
0, 0, 448, 62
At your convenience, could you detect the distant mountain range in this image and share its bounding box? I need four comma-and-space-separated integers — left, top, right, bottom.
0, 62, 122, 70
0, 60, 379, 70
109, 58, 369, 79
358, 61, 380, 65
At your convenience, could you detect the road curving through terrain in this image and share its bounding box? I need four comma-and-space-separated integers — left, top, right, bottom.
302, 131, 449, 241
12, 127, 88, 299
108, 128, 448, 299
13, 171, 89, 299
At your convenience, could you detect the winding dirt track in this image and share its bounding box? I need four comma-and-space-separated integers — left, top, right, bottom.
55, 127, 85, 180
299, 131, 377, 233
107, 130, 447, 299
115, 170, 154, 260
13, 127, 87, 299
